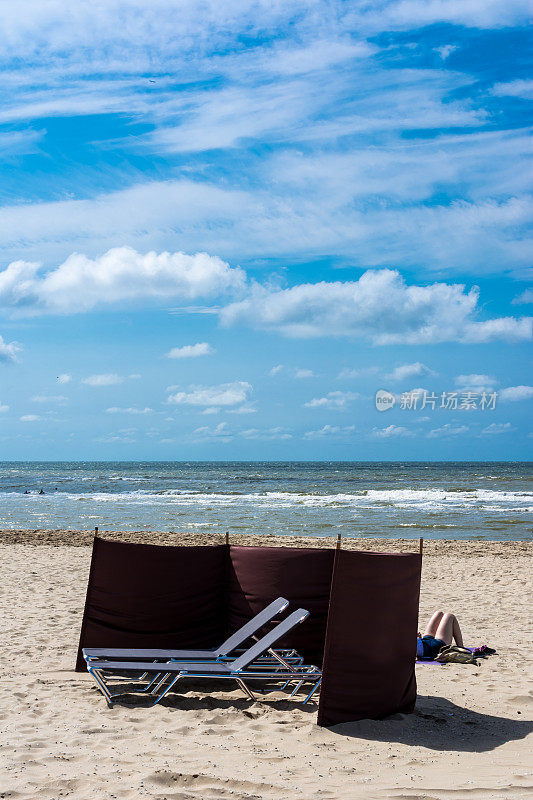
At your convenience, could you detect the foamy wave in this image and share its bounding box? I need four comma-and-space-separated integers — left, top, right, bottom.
2, 487, 531, 513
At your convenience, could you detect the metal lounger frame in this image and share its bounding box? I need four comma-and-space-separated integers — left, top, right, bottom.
85, 609, 321, 707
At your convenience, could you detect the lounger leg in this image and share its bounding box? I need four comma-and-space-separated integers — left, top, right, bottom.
289, 680, 304, 697
302, 678, 321, 705
89, 668, 114, 707
139, 672, 165, 692
149, 672, 172, 696
236, 678, 256, 701
152, 673, 182, 705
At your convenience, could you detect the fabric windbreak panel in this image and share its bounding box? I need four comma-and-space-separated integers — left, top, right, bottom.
227, 545, 335, 666
317, 550, 422, 726
75, 538, 227, 671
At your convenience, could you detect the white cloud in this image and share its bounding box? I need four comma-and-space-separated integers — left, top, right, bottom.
0, 246, 245, 316
201, 407, 220, 415
0, 335, 22, 362
512, 289, 533, 305
57, 373, 72, 383
165, 342, 214, 359
20, 414, 40, 422
455, 374, 497, 392
167, 381, 252, 407
435, 45, 457, 60
0, 401, 9, 412
498, 385, 533, 402
0, 128, 44, 158
304, 390, 359, 410
31, 394, 67, 404
386, 362, 434, 382
105, 406, 153, 414
222, 269, 533, 344
294, 368, 315, 379
304, 424, 355, 439
192, 422, 232, 440
461, 317, 533, 343
82, 373, 123, 386
427, 424, 469, 438
227, 405, 257, 414
372, 424, 413, 438
269, 365, 284, 376
481, 422, 515, 435
491, 79, 533, 99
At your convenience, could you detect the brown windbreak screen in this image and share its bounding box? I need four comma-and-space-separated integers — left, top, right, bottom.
317, 550, 422, 727
227, 545, 334, 666
75, 538, 227, 671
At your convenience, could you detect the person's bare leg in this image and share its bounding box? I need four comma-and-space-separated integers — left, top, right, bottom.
423, 610, 444, 638
435, 613, 464, 647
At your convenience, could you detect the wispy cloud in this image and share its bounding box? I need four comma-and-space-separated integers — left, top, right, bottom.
56, 373, 72, 383
167, 381, 252, 407
386, 362, 435, 382
512, 289, 533, 305
372, 424, 413, 438
105, 406, 153, 414
241, 426, 292, 440
498, 385, 533, 402
304, 390, 359, 409
0, 335, 22, 362
455, 374, 497, 392
95, 427, 137, 444
165, 342, 214, 359
82, 373, 123, 386
304, 424, 355, 439
192, 422, 232, 441
427, 424, 469, 438
491, 79, 533, 99
481, 422, 515, 435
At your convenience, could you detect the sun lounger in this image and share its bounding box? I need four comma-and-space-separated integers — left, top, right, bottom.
83, 596, 291, 663
85, 608, 321, 707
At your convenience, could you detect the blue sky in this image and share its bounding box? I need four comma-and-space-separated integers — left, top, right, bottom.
0, 0, 532, 460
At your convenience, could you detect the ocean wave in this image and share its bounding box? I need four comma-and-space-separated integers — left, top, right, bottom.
2, 488, 531, 513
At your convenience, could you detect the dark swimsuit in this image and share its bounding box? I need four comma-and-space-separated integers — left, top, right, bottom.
420, 635, 445, 660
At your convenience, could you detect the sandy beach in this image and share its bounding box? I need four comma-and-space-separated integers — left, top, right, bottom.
2, 531, 532, 800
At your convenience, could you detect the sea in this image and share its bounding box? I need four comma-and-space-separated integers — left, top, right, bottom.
1, 461, 531, 541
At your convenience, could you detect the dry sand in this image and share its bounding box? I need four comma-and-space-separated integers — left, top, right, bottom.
1, 530, 532, 800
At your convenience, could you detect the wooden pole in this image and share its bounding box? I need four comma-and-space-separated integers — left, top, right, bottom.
419, 537, 423, 555
336, 533, 342, 551
225, 531, 229, 546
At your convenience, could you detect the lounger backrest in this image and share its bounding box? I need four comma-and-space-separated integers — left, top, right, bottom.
215, 597, 290, 656
230, 609, 309, 671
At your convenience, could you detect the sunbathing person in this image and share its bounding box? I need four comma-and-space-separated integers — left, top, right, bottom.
417, 610, 464, 660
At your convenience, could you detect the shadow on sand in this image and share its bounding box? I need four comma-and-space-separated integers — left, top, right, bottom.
105, 679, 319, 715
329, 695, 533, 753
